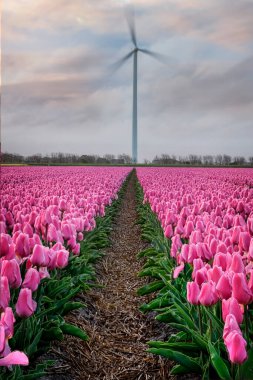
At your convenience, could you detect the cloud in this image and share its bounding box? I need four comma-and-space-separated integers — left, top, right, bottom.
2, 0, 253, 160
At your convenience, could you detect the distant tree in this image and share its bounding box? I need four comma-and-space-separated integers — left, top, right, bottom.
249, 156, 253, 165
117, 154, 132, 164
80, 154, 96, 163
215, 154, 223, 165
222, 155, 231, 165
233, 156, 246, 165
103, 154, 115, 163
189, 154, 202, 165
203, 155, 214, 165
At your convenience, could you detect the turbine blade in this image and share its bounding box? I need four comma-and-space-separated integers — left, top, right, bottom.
125, 6, 137, 47
139, 48, 173, 65
109, 51, 134, 73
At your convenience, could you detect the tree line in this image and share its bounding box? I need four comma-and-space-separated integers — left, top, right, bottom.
1, 151, 252, 166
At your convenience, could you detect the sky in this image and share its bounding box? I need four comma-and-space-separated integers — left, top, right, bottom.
2, 0, 253, 161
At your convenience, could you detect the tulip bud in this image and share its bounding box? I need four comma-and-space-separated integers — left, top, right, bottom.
22, 268, 41, 292
222, 297, 244, 325
0, 276, 10, 311
1, 259, 22, 289
199, 281, 218, 306
16, 288, 37, 318
232, 273, 252, 305
187, 281, 200, 305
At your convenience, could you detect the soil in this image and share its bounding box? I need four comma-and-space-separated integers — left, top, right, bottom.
41, 171, 173, 380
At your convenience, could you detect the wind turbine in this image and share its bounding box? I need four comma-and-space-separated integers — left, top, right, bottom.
112, 8, 168, 163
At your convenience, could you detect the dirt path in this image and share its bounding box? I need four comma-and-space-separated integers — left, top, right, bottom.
44, 171, 170, 380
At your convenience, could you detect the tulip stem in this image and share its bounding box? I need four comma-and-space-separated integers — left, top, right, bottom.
197, 304, 203, 335
245, 305, 249, 344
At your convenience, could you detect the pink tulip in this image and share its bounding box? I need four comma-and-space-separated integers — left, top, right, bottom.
229, 253, 245, 274
164, 224, 173, 238
223, 313, 242, 342
222, 297, 243, 324
0, 307, 15, 339
0, 234, 9, 257
61, 223, 72, 240
184, 220, 194, 238
16, 288, 37, 318
55, 249, 69, 269
1, 259, 22, 289
225, 330, 247, 364
15, 233, 30, 258
173, 263, 184, 279
187, 281, 200, 305
216, 273, 232, 300
232, 273, 252, 304
199, 281, 218, 306
207, 265, 223, 284
239, 231, 251, 252
195, 267, 208, 286
22, 268, 41, 292
213, 252, 231, 271
77, 232, 84, 241
0, 276, 10, 310
0, 324, 5, 354
0, 351, 29, 366
47, 223, 59, 243
23, 223, 33, 238
192, 258, 204, 279
72, 243, 80, 255
30, 244, 50, 267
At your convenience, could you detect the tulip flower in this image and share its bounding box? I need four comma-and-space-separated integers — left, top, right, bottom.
187, 281, 200, 305
222, 297, 243, 324
15, 233, 30, 258
195, 267, 208, 286
164, 224, 173, 238
225, 330, 247, 364
239, 231, 251, 252
30, 244, 49, 267
16, 288, 37, 318
0, 276, 10, 311
216, 273, 232, 300
0, 351, 29, 366
1, 259, 22, 289
0, 307, 15, 339
55, 249, 69, 269
22, 268, 41, 292
207, 265, 223, 284
229, 252, 245, 274
173, 263, 184, 279
199, 281, 218, 306
232, 273, 252, 304
0, 234, 10, 257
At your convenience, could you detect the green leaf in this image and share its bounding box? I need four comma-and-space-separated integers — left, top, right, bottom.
170, 364, 189, 375
237, 347, 253, 380
148, 341, 199, 352
148, 348, 202, 373
137, 280, 164, 296
60, 323, 88, 341
62, 301, 85, 316
208, 341, 231, 380
26, 329, 43, 356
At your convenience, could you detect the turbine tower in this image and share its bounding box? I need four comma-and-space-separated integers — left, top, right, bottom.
112, 8, 167, 163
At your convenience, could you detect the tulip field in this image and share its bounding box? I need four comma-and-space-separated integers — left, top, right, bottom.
136, 167, 253, 379
0, 166, 131, 378
1, 165, 253, 379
